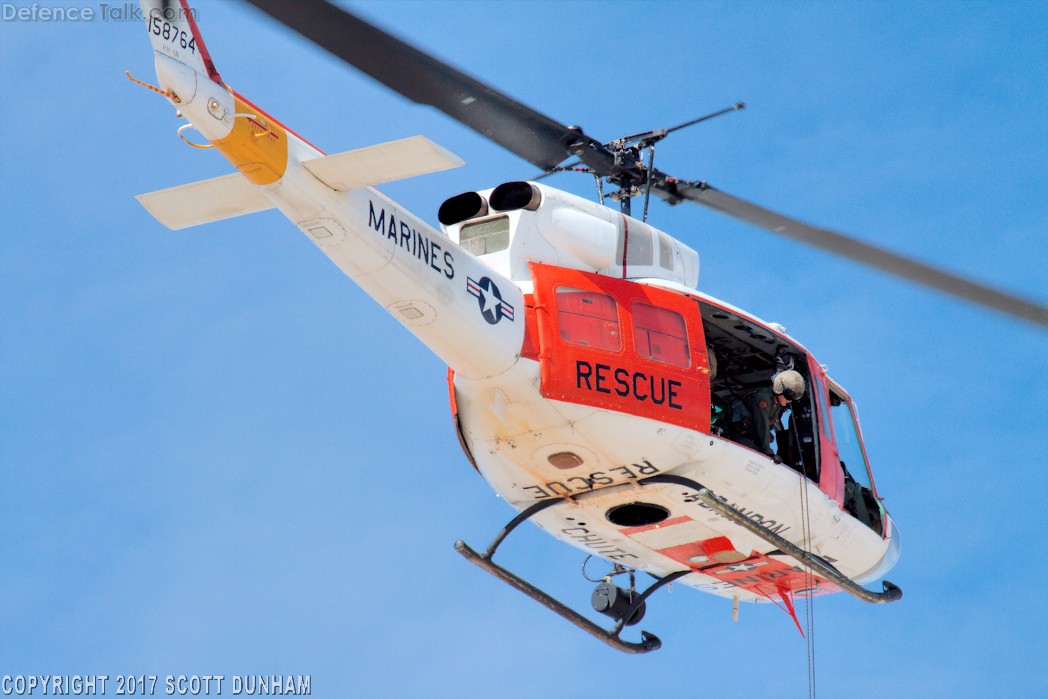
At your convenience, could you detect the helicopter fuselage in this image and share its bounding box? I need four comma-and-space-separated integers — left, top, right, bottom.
443, 211, 898, 603
135, 0, 899, 614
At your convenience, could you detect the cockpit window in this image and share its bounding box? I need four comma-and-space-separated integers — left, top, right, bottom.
829, 390, 872, 488
829, 388, 883, 534
459, 216, 510, 256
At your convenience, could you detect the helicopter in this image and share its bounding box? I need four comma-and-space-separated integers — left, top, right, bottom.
129, 0, 1048, 654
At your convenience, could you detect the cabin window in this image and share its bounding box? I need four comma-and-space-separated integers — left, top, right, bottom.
556, 287, 622, 351
633, 302, 690, 368
459, 216, 510, 256
615, 225, 653, 266
658, 233, 674, 272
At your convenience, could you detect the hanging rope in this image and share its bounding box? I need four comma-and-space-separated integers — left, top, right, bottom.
799, 473, 817, 698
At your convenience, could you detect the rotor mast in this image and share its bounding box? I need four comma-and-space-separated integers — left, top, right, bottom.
591, 102, 746, 219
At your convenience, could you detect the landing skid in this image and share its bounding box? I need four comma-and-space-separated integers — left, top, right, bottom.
456, 473, 900, 654
454, 497, 689, 654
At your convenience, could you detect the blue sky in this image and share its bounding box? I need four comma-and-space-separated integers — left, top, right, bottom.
2, 1, 1046, 696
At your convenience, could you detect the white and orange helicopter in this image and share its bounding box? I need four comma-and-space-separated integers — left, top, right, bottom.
129, 0, 1048, 653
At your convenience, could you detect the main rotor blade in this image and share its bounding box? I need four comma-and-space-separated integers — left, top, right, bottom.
245, 0, 615, 175
656, 180, 1048, 327
247, 0, 1044, 328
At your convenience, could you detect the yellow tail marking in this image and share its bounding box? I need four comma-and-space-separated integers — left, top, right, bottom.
212, 94, 289, 186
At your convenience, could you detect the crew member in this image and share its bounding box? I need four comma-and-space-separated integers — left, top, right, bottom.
750, 368, 806, 456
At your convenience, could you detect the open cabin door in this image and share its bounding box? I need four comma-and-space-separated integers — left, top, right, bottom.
529, 262, 710, 433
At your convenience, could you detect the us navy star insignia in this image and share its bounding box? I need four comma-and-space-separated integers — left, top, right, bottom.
467, 276, 515, 325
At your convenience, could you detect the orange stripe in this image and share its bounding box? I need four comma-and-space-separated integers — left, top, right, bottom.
618, 515, 692, 536
655, 540, 712, 567
179, 0, 221, 84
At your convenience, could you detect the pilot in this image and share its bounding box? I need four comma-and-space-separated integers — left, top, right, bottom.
750, 369, 806, 457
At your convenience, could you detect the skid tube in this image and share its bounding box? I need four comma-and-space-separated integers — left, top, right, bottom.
640, 474, 902, 604
454, 497, 690, 654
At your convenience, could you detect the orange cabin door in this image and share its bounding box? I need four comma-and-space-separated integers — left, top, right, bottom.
530, 262, 711, 433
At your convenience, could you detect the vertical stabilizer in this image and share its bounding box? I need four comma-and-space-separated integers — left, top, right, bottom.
140, 0, 221, 85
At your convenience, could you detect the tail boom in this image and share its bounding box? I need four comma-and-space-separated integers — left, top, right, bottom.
136, 1, 523, 379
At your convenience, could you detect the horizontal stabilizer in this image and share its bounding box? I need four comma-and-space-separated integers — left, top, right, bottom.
302, 135, 464, 191
136, 172, 273, 230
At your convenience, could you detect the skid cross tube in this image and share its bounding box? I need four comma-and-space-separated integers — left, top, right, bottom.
640, 474, 902, 604
455, 497, 690, 654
